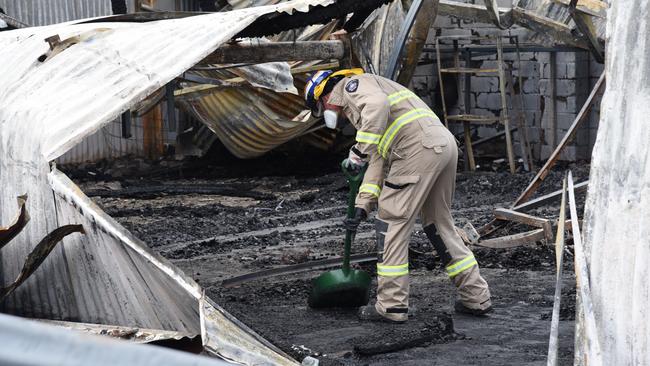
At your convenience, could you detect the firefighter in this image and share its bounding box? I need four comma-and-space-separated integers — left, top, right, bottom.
304, 69, 492, 323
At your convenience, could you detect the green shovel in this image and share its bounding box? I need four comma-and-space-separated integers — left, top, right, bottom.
308, 160, 372, 308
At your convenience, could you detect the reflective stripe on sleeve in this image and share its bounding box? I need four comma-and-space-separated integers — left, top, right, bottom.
387, 89, 418, 106
377, 263, 409, 277
446, 255, 478, 278
378, 108, 437, 158
356, 131, 382, 144
359, 183, 381, 198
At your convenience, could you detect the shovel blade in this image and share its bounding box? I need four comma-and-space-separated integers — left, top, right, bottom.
308, 269, 372, 308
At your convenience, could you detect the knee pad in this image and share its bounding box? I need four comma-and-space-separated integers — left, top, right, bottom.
375, 219, 389, 263
423, 224, 452, 266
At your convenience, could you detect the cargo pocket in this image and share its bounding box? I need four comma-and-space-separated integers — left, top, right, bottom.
378, 175, 420, 221
420, 121, 449, 154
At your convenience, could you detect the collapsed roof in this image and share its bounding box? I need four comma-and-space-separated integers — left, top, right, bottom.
0, 1, 386, 364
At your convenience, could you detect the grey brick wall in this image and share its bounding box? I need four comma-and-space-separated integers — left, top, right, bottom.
410, 10, 603, 163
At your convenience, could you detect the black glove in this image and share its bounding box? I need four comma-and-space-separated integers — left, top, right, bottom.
343, 208, 367, 232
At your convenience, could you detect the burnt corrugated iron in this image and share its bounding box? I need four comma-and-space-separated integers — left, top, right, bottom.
0, 0, 113, 26
182, 80, 316, 159
182, 0, 420, 159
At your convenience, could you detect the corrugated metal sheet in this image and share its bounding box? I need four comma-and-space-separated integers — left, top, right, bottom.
0, 313, 231, 366
0, 0, 112, 26
183, 80, 315, 158
181, 0, 412, 159
579, 0, 650, 364
0, 3, 333, 364
57, 118, 147, 164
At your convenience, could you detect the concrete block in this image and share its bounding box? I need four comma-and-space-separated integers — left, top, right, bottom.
476, 92, 503, 109
539, 79, 550, 95
513, 60, 540, 76
471, 76, 499, 93
556, 80, 576, 97
522, 94, 541, 111
556, 52, 576, 64
557, 112, 577, 130
524, 111, 540, 127
522, 78, 539, 94
559, 96, 582, 113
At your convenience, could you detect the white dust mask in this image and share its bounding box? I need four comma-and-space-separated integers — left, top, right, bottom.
323, 110, 339, 129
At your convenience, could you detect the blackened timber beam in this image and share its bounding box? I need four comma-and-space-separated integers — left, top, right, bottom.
477, 229, 546, 249
201, 40, 347, 64
513, 180, 589, 213
494, 208, 553, 240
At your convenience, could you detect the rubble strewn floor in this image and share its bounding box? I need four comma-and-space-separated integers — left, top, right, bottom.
68, 151, 589, 365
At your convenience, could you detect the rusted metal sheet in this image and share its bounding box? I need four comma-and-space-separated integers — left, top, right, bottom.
181, 80, 315, 158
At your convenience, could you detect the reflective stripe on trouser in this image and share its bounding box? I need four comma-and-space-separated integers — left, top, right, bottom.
420, 141, 491, 311
359, 183, 381, 198
375, 126, 491, 317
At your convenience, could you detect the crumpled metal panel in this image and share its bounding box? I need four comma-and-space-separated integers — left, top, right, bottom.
0, 2, 333, 364
520, 0, 606, 45
179, 20, 332, 158
353, 0, 405, 77
0, 313, 230, 366
0, 0, 113, 26
38, 319, 198, 344
183, 0, 412, 159
201, 297, 299, 365
183, 82, 314, 158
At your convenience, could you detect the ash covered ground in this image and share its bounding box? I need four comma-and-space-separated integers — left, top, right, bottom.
66, 148, 589, 365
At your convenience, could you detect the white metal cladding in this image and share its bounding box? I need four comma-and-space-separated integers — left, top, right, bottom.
0, 313, 231, 366
0, 2, 333, 364
0, 0, 112, 26
579, 0, 650, 364
56, 118, 147, 164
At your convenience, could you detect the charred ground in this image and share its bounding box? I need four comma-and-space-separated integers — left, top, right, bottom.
65, 148, 588, 365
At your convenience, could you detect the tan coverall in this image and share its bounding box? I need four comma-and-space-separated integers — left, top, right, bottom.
328, 74, 491, 321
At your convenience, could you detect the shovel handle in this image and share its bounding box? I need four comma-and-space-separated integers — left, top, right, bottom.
341, 160, 366, 272
340, 160, 366, 219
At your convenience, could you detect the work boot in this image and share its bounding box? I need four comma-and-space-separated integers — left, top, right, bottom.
454, 300, 493, 316
358, 304, 407, 323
